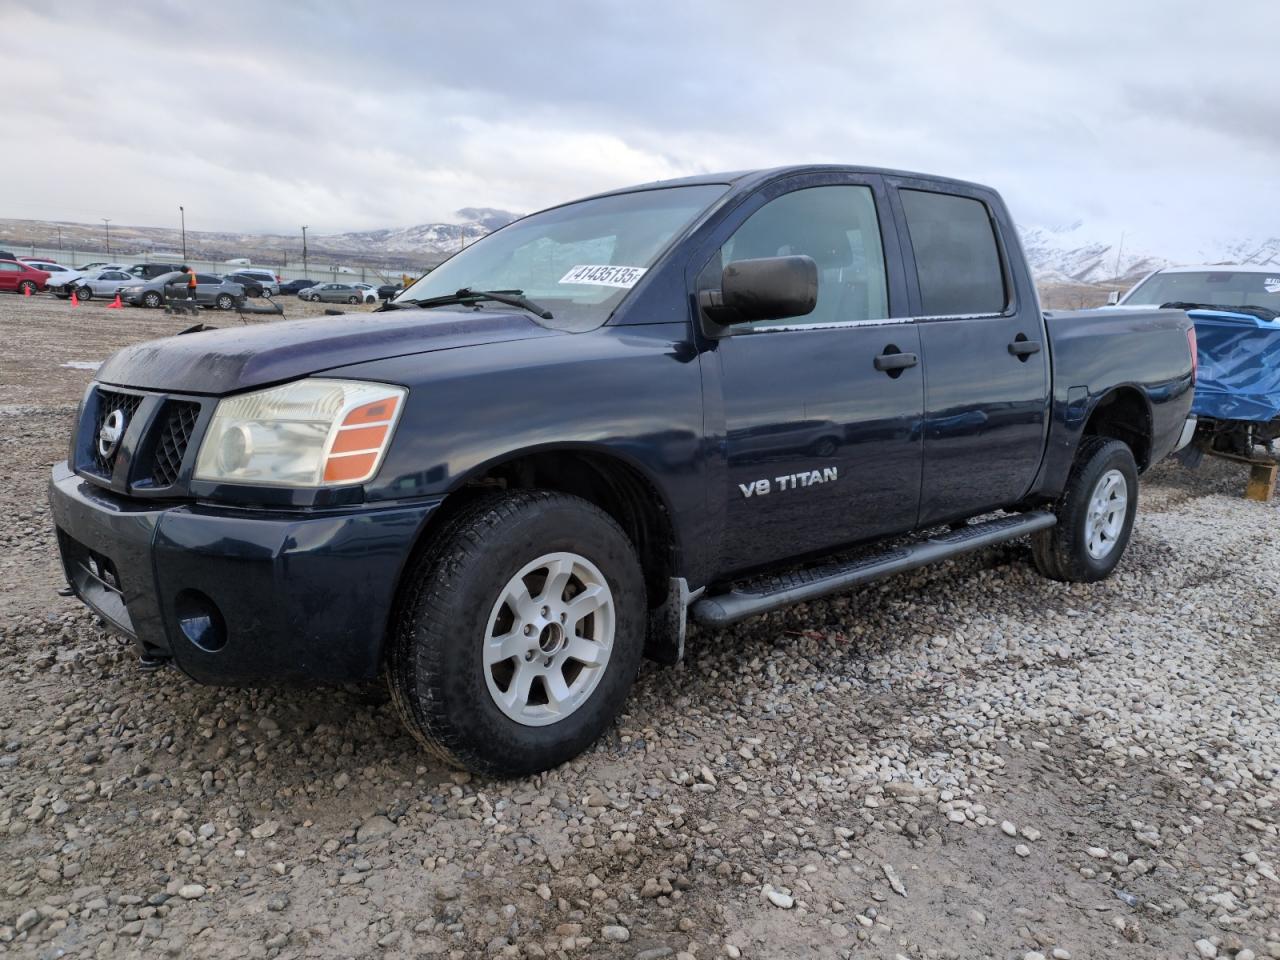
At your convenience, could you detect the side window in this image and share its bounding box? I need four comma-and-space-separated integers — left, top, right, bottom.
715, 184, 890, 327
900, 189, 1007, 316
0, 262, 20, 272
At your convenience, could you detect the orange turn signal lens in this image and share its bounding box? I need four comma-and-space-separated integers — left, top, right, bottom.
320, 393, 402, 485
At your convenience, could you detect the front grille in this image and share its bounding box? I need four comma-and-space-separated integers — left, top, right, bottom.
89, 390, 144, 477
151, 401, 200, 487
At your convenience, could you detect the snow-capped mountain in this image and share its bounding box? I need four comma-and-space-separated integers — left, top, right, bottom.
1018, 221, 1280, 284
317, 208, 520, 255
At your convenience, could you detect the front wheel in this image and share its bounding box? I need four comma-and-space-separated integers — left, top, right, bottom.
388, 491, 645, 776
76, 285, 93, 301
309, 293, 321, 302
142, 291, 162, 308
1032, 436, 1138, 583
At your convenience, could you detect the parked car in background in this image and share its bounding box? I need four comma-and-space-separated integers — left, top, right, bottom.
229, 268, 280, 296
121, 272, 245, 309
19, 260, 83, 297
352, 282, 379, 303
377, 282, 404, 300
0, 260, 51, 295
126, 263, 183, 280
75, 269, 136, 300
279, 278, 319, 296
302, 282, 364, 304
0, 250, 18, 262
1117, 265, 1280, 313
223, 273, 266, 298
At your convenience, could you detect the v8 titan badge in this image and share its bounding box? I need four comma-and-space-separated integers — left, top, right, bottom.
98, 409, 127, 458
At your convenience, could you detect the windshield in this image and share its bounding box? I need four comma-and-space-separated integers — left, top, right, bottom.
1123, 270, 1280, 313
396, 184, 728, 331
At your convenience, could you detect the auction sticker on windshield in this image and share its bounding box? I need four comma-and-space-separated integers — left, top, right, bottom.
559, 265, 648, 289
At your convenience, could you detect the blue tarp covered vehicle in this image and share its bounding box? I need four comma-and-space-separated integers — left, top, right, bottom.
1186, 308, 1280, 422
1117, 267, 1280, 455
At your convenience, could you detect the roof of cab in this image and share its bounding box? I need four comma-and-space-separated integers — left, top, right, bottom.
574, 164, 997, 202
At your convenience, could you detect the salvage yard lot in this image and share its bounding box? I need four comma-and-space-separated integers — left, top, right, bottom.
1, 296, 1277, 959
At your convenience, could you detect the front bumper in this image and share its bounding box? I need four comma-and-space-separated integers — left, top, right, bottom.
49, 462, 438, 685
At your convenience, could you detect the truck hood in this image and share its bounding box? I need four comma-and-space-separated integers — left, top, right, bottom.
95, 308, 560, 394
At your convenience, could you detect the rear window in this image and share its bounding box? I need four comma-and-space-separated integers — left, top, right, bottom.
900, 189, 1007, 316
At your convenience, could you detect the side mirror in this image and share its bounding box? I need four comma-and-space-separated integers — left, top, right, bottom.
699, 255, 818, 325
1106, 291, 1120, 306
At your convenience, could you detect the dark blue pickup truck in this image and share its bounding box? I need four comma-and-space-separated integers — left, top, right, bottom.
49, 165, 1196, 775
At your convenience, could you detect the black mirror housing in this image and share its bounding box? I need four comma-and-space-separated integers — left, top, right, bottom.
700, 255, 818, 326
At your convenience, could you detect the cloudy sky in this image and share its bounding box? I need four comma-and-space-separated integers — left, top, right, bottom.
3, 0, 1277, 257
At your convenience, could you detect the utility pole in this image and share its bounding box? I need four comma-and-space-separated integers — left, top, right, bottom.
179, 206, 187, 260
102, 219, 112, 256
301, 225, 309, 277
1113, 231, 1125, 280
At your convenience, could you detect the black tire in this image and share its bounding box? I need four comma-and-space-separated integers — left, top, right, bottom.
215, 294, 234, 310
76, 285, 93, 301
1032, 437, 1138, 583
388, 490, 646, 777
347, 295, 359, 304
309, 293, 321, 302
17, 281, 36, 296
142, 291, 162, 308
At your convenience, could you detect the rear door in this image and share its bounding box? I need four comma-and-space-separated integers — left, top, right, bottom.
888, 179, 1050, 525
701, 175, 924, 573
0, 261, 21, 291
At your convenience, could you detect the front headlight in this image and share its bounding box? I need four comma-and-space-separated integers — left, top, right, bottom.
194, 378, 406, 487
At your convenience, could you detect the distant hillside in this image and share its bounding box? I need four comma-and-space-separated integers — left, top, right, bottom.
1019, 221, 1280, 283
4, 212, 1277, 284
0, 209, 521, 272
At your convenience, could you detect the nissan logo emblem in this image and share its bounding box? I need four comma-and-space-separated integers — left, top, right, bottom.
98, 409, 126, 459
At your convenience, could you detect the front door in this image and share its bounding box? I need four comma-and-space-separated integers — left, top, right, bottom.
705, 179, 925, 574
892, 183, 1050, 524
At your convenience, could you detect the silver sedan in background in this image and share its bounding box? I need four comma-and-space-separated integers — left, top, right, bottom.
122, 272, 245, 309
302, 283, 365, 304
75, 269, 136, 301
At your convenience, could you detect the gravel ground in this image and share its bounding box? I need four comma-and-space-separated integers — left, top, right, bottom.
1, 294, 1277, 960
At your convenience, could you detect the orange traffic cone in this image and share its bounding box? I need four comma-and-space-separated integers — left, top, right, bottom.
70, 291, 79, 307
23, 284, 31, 297
108, 293, 123, 309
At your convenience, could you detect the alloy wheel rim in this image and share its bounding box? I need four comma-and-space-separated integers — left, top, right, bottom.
482, 551, 615, 727
1085, 468, 1128, 560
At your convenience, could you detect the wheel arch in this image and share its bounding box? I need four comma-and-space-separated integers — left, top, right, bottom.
402, 444, 681, 614
1081, 385, 1153, 470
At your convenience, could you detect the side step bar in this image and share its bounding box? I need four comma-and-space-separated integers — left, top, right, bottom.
690, 511, 1056, 628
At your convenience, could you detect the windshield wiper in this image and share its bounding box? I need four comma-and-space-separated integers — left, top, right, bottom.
1162, 301, 1280, 321
384, 287, 554, 320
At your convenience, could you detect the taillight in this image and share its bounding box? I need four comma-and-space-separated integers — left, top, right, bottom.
1187, 326, 1197, 385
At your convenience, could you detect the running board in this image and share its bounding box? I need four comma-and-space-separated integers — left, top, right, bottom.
690, 511, 1057, 628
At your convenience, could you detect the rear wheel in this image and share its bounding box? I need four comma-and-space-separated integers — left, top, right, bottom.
347, 295, 359, 304
1032, 437, 1138, 582
215, 293, 234, 310
17, 281, 36, 296
388, 491, 645, 776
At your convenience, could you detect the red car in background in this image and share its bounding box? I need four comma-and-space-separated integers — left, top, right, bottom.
0, 260, 51, 295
